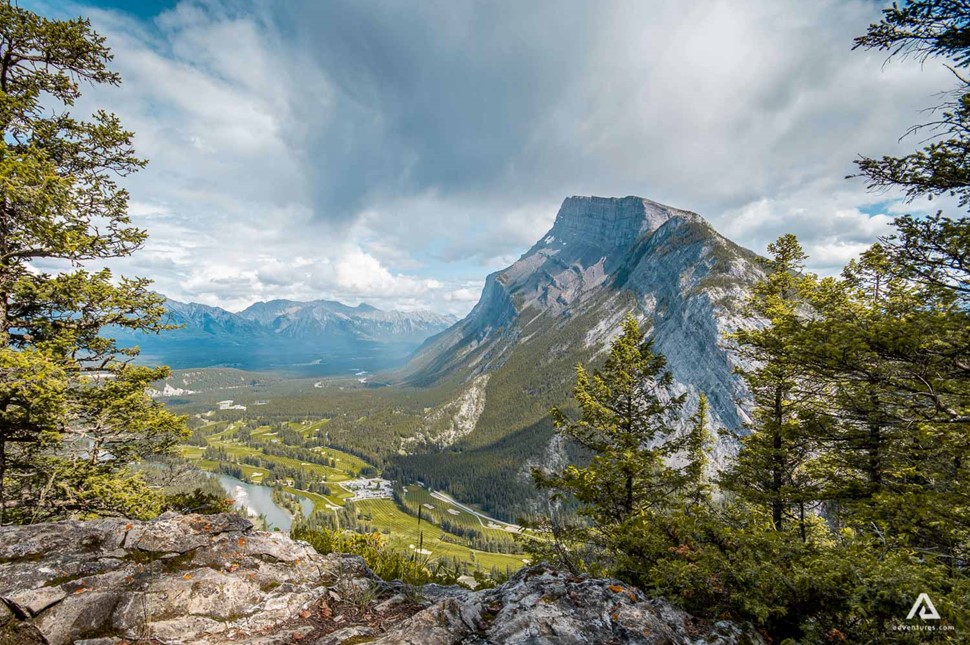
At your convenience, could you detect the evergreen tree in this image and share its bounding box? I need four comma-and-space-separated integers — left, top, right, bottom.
882, 213, 970, 304
530, 315, 684, 568
835, 0, 970, 557
0, 2, 185, 523
721, 235, 818, 537
853, 1, 970, 205
680, 392, 712, 509
794, 240, 970, 559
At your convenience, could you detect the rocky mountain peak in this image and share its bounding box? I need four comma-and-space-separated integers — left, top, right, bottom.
483, 195, 723, 322
402, 194, 761, 482
547, 195, 697, 251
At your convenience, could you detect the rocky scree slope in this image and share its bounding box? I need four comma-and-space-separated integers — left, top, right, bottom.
0, 513, 763, 644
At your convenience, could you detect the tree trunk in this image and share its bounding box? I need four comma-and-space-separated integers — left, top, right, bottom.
625, 474, 634, 519
772, 386, 784, 532
799, 501, 806, 543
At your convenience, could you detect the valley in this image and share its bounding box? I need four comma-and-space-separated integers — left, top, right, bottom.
175, 404, 527, 575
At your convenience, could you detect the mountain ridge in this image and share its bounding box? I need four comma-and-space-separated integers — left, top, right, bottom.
116, 297, 458, 374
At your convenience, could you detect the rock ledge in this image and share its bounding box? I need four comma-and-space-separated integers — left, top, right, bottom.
0, 513, 763, 644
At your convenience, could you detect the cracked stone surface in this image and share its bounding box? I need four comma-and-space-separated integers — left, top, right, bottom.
371, 565, 765, 645
0, 512, 372, 644
0, 513, 763, 644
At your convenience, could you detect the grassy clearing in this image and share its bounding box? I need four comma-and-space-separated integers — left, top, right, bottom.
220, 440, 357, 481
186, 419, 368, 483
400, 485, 517, 542
354, 499, 525, 572
282, 486, 345, 512
179, 446, 205, 459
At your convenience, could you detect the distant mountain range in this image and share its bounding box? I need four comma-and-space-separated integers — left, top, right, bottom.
114, 298, 458, 375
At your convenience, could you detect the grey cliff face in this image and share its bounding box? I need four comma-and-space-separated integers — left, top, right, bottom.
546, 195, 688, 251
0, 513, 764, 645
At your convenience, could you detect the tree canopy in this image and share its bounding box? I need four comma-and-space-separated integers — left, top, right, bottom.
854, 1, 970, 206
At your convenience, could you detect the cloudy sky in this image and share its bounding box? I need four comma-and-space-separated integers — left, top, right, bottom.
29, 0, 957, 314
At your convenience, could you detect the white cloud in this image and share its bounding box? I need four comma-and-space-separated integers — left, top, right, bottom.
34, 0, 963, 315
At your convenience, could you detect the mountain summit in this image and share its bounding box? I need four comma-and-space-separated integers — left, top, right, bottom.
391, 196, 762, 512
550, 195, 689, 250
476, 196, 703, 319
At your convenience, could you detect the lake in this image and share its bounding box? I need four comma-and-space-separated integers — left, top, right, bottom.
216, 474, 315, 532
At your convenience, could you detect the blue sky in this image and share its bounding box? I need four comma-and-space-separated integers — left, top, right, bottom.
26, 0, 956, 314
68, 0, 177, 18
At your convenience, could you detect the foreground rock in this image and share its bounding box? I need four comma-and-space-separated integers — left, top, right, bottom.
369, 565, 764, 645
0, 512, 373, 644
0, 513, 763, 644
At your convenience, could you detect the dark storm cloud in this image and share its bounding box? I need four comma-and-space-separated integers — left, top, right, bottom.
271, 1, 604, 220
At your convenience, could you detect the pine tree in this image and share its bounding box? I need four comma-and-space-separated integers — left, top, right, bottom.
853, 1, 970, 205
834, 0, 970, 556
0, 2, 186, 523
721, 235, 818, 536
794, 240, 970, 555
530, 315, 684, 566
786, 247, 904, 518
680, 393, 713, 510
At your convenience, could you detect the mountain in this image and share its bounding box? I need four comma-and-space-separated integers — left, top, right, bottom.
237, 299, 456, 344
382, 196, 762, 516
114, 298, 457, 375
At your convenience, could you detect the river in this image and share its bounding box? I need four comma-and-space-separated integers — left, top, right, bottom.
216, 474, 315, 532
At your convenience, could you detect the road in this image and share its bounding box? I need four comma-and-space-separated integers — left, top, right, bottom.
429, 489, 521, 532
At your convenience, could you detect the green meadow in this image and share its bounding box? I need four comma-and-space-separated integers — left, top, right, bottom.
178, 416, 526, 573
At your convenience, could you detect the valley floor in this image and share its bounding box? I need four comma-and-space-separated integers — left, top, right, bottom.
178, 417, 527, 574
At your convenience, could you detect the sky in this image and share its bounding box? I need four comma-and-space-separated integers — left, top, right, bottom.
25, 0, 959, 315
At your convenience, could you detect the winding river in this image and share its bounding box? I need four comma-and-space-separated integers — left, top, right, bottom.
216, 474, 315, 532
